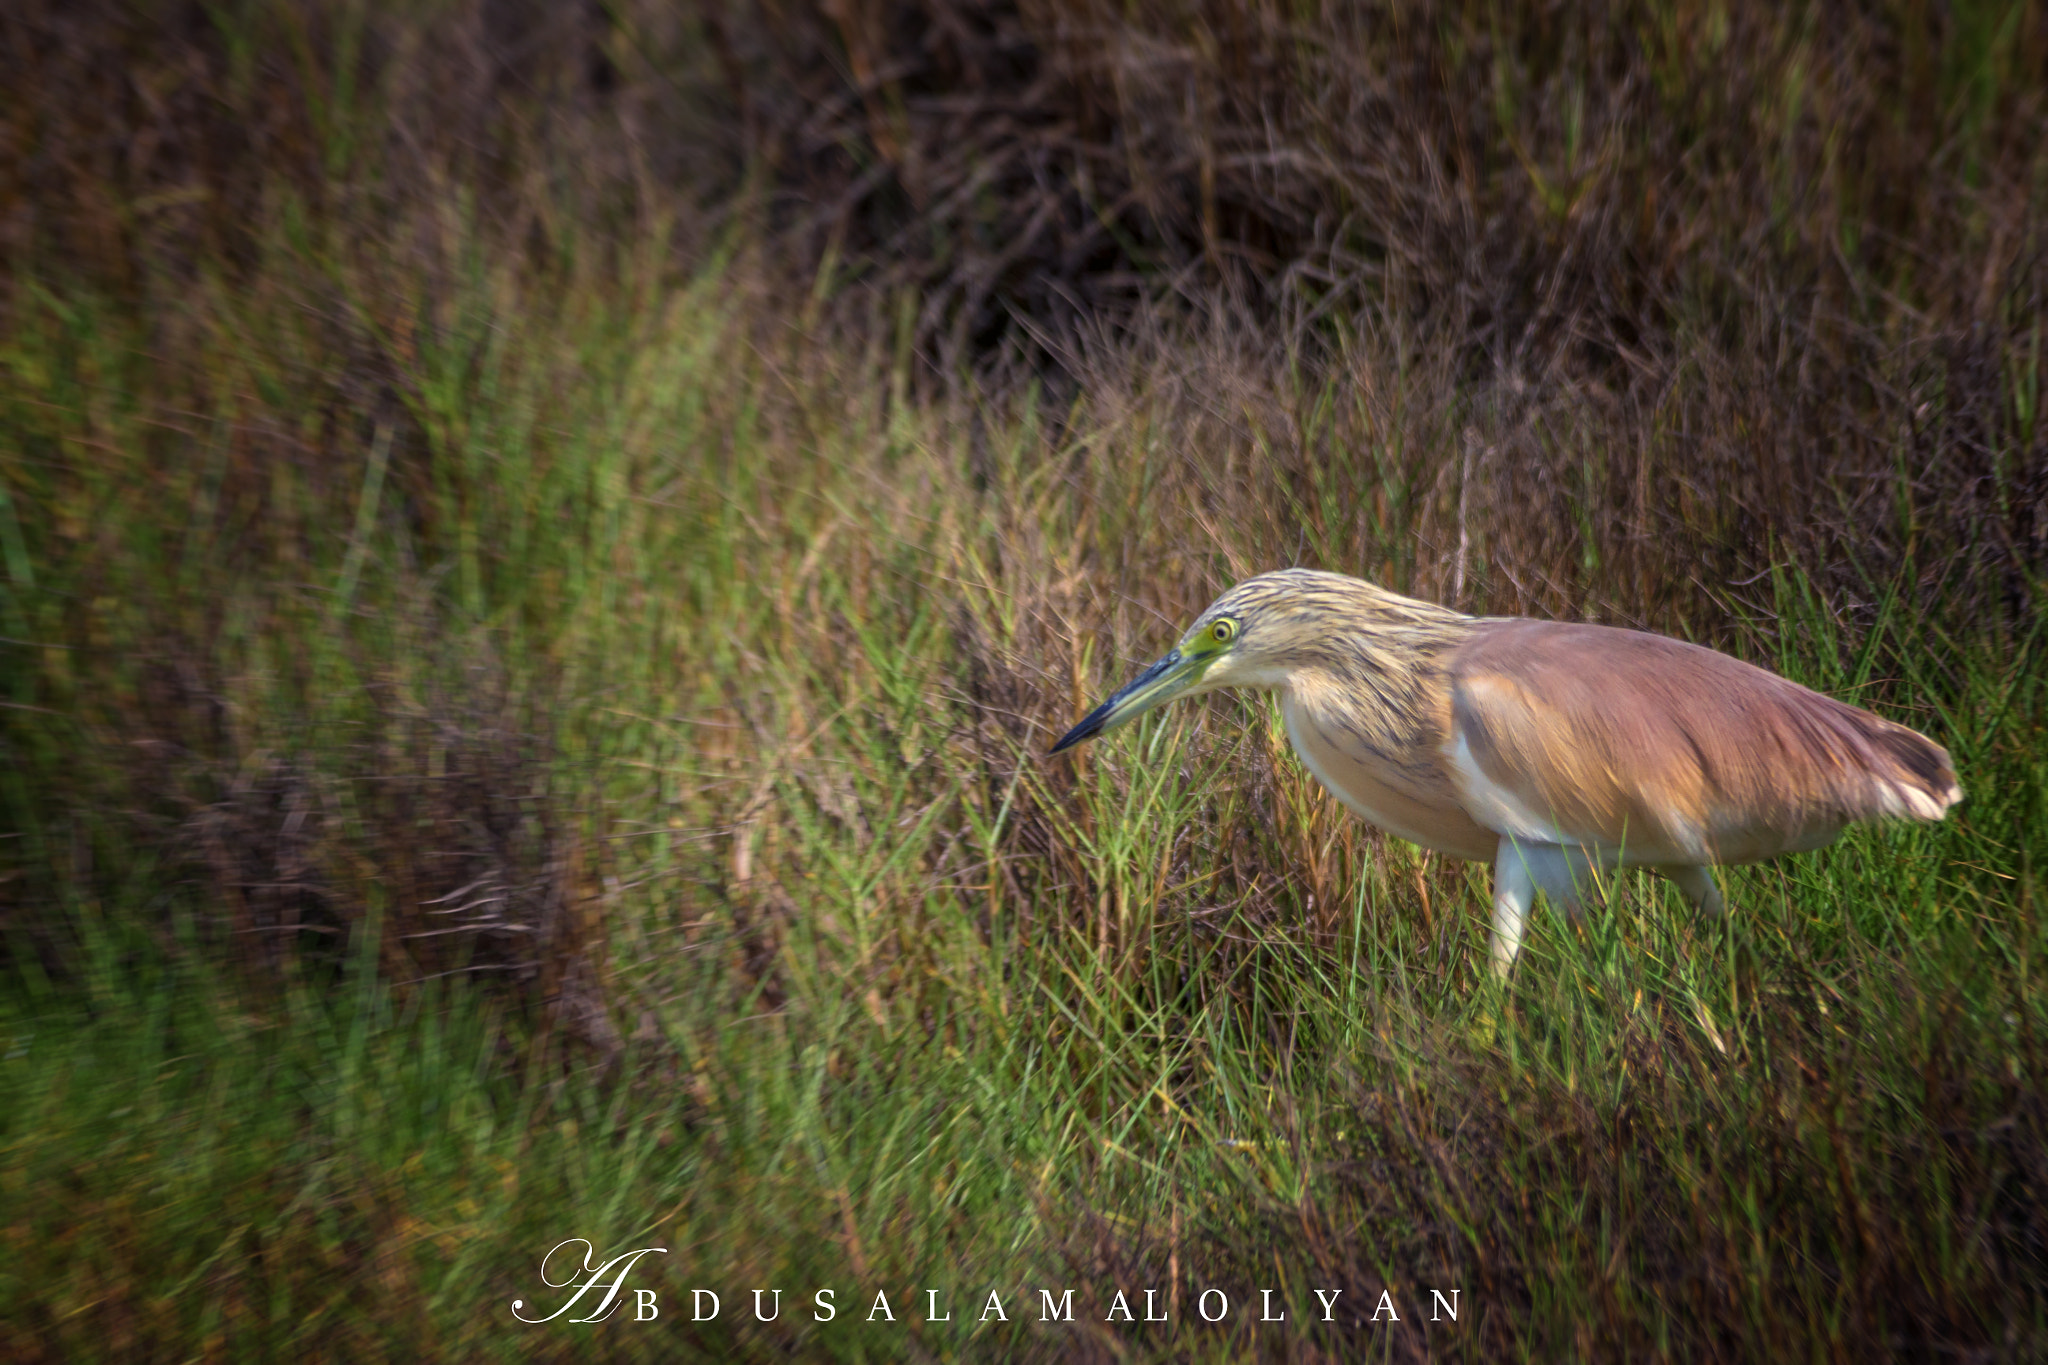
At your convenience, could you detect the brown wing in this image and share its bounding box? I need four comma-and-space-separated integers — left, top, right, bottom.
1445, 619, 1960, 864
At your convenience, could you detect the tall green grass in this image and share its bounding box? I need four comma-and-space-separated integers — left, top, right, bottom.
3, 220, 2040, 1359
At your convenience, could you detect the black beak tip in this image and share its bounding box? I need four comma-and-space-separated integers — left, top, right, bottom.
1048, 720, 1098, 755
1048, 647, 1180, 757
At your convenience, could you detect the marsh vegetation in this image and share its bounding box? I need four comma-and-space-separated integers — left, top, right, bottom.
2, 1, 2044, 1358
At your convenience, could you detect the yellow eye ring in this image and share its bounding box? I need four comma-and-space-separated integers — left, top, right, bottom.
1211, 619, 1237, 644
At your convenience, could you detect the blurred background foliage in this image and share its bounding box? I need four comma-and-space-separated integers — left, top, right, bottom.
1, 1, 2044, 1360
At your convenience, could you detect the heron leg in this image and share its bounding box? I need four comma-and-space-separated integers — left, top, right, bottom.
1491, 840, 1606, 977
1658, 865, 1726, 916
1519, 841, 1603, 913
1489, 841, 1536, 978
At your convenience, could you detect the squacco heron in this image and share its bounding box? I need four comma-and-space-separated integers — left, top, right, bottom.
1052, 569, 1961, 976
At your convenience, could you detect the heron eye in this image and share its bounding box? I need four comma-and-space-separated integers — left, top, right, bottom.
1211, 619, 1237, 644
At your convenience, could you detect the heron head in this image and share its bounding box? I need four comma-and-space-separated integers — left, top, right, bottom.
1048, 571, 1357, 753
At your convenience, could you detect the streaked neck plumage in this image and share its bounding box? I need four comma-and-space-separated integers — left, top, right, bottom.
1200, 570, 1474, 764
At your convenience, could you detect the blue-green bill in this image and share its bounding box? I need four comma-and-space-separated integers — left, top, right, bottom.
1050, 648, 1189, 753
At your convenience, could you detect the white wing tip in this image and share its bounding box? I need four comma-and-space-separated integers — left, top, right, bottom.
1879, 779, 1961, 822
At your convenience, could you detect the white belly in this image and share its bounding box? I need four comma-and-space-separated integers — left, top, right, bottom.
1281, 695, 1498, 862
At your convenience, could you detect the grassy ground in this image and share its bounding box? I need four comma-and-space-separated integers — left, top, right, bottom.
3, 2, 2045, 1360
